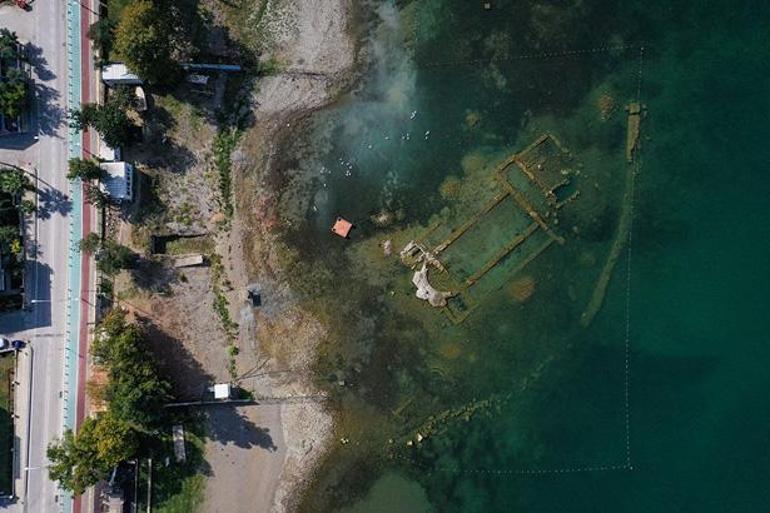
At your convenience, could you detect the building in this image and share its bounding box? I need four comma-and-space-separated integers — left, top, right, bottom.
331, 217, 353, 238
213, 383, 232, 400
101, 63, 142, 86
99, 161, 134, 202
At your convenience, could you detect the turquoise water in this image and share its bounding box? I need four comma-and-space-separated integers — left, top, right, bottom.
276, 1, 770, 511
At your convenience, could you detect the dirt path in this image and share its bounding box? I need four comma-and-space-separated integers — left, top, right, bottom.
202, 404, 286, 513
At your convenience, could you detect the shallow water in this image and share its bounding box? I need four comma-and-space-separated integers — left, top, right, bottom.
273, 1, 770, 511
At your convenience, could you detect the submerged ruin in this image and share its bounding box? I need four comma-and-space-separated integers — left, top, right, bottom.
400, 134, 580, 323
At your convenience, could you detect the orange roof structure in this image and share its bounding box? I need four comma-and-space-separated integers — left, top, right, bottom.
331, 217, 353, 238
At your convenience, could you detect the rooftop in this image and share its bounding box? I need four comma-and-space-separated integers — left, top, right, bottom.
99, 161, 134, 202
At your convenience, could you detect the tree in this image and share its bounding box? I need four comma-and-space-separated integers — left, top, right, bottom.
47, 428, 101, 496
47, 310, 166, 495
70, 87, 134, 148
47, 412, 138, 495
67, 158, 104, 181
0, 68, 27, 118
96, 240, 137, 275
0, 29, 19, 60
79, 233, 102, 254
84, 184, 110, 208
91, 309, 171, 428
0, 225, 19, 253
18, 199, 35, 215
114, 0, 181, 85
88, 18, 115, 61
0, 167, 30, 195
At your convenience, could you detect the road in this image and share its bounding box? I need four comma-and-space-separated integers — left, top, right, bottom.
0, 1, 77, 512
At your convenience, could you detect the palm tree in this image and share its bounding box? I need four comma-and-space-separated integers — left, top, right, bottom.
0, 168, 30, 195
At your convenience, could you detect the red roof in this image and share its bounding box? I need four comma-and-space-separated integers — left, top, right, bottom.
331, 217, 353, 238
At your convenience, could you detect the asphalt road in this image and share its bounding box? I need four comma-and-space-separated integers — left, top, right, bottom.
0, 1, 73, 512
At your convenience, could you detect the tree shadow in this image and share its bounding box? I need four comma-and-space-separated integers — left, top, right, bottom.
136, 316, 214, 400
24, 43, 65, 138
33, 81, 65, 138
21, 259, 52, 329
129, 257, 178, 293
36, 184, 71, 220
126, 116, 198, 176
25, 43, 56, 82
204, 405, 278, 452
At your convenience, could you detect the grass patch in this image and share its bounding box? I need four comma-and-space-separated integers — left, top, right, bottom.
138, 415, 207, 513
0, 354, 15, 494
164, 236, 213, 256
212, 128, 240, 219
209, 254, 239, 378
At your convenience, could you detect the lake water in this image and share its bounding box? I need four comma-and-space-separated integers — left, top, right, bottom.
273, 1, 770, 511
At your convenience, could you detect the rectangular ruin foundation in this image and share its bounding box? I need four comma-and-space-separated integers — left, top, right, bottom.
401, 134, 580, 323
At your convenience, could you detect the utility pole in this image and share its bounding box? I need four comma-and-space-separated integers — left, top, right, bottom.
145, 457, 152, 513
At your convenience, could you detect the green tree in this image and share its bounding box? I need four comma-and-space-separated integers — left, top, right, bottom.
79, 232, 102, 254
96, 240, 137, 275
0, 167, 30, 195
18, 198, 35, 215
0, 68, 27, 118
114, 0, 181, 85
0, 28, 19, 60
47, 310, 168, 495
0, 225, 19, 253
88, 18, 115, 61
84, 184, 110, 208
47, 428, 100, 496
70, 88, 134, 147
47, 412, 138, 495
91, 309, 171, 428
67, 158, 104, 181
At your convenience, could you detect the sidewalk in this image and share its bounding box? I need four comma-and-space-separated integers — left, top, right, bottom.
12, 346, 33, 506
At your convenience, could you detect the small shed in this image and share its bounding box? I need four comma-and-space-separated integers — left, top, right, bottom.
102, 63, 142, 86
213, 383, 232, 400
331, 217, 353, 238
99, 161, 134, 202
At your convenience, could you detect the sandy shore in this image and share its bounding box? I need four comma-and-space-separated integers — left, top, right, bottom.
221, 0, 358, 512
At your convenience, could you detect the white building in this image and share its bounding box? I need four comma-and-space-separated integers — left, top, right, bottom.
101, 63, 142, 86
99, 161, 134, 202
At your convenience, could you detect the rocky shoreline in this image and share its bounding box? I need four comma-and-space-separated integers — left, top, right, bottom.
223, 0, 360, 511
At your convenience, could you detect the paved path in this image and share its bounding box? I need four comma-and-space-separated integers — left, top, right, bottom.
0, 1, 77, 512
